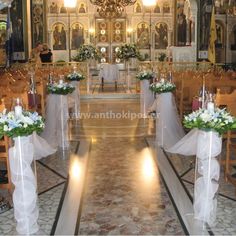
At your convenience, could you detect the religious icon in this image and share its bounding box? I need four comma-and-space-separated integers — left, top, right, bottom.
49, 2, 58, 13
135, 2, 142, 13
177, 13, 187, 46
137, 23, 149, 49
0, 22, 6, 48
163, 2, 170, 13
216, 24, 223, 46
60, 5, 67, 13
154, 3, 160, 13
155, 23, 168, 49
78, 3, 86, 13
11, 0, 24, 52
32, 5, 43, 45
52, 23, 67, 50
200, 0, 213, 50
71, 23, 84, 50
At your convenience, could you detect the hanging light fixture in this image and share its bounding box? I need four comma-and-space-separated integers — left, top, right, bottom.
64, 0, 77, 8
90, 0, 137, 18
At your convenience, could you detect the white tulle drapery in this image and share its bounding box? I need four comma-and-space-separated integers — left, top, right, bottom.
41, 94, 69, 150
194, 130, 222, 226
156, 92, 185, 150
140, 80, 154, 118
167, 129, 222, 226
9, 136, 39, 235
32, 132, 56, 160
68, 81, 80, 119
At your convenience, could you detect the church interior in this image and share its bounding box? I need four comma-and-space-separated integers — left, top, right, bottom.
0, 0, 236, 235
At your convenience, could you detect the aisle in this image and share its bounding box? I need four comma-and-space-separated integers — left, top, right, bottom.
78, 137, 185, 235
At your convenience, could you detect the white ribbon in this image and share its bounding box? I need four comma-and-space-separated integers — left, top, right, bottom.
9, 136, 39, 235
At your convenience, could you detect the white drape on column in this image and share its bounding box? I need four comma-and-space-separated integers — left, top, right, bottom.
194, 130, 222, 226
68, 81, 80, 118
167, 128, 222, 226
140, 80, 154, 118
156, 92, 185, 150
32, 132, 56, 160
9, 136, 39, 235
41, 94, 69, 149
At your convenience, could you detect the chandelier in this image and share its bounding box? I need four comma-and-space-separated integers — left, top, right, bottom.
90, 0, 137, 18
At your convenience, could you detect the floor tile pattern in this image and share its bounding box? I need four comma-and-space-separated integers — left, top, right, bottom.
184, 182, 236, 235
78, 137, 184, 235
0, 184, 65, 235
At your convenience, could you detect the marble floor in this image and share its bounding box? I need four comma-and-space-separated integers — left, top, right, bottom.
0, 99, 236, 235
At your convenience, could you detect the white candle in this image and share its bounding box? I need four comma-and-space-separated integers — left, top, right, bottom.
202, 79, 205, 109
207, 102, 214, 113
15, 105, 22, 117
59, 79, 63, 84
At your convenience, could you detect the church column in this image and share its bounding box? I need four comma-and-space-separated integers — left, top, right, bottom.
168, 30, 172, 46
48, 30, 52, 52
26, 0, 31, 60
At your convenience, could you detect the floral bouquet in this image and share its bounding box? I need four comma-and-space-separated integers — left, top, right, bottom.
183, 108, 236, 135
150, 80, 176, 93
73, 44, 100, 62
116, 43, 141, 60
66, 72, 85, 81
0, 111, 44, 138
47, 82, 75, 95
136, 71, 155, 80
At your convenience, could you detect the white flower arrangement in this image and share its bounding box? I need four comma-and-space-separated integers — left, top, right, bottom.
66, 72, 85, 81
116, 44, 141, 60
136, 71, 155, 80
47, 82, 75, 95
0, 111, 44, 138
73, 44, 100, 62
149, 80, 176, 93
183, 108, 236, 135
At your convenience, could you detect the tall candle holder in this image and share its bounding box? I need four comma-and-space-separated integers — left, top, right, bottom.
13, 98, 23, 118
201, 75, 206, 109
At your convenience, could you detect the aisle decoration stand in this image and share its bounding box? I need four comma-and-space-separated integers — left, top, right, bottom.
42, 80, 75, 150
116, 43, 140, 91
136, 71, 155, 118
72, 44, 100, 94
150, 80, 184, 149
0, 104, 44, 234
66, 68, 85, 118
168, 102, 236, 226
